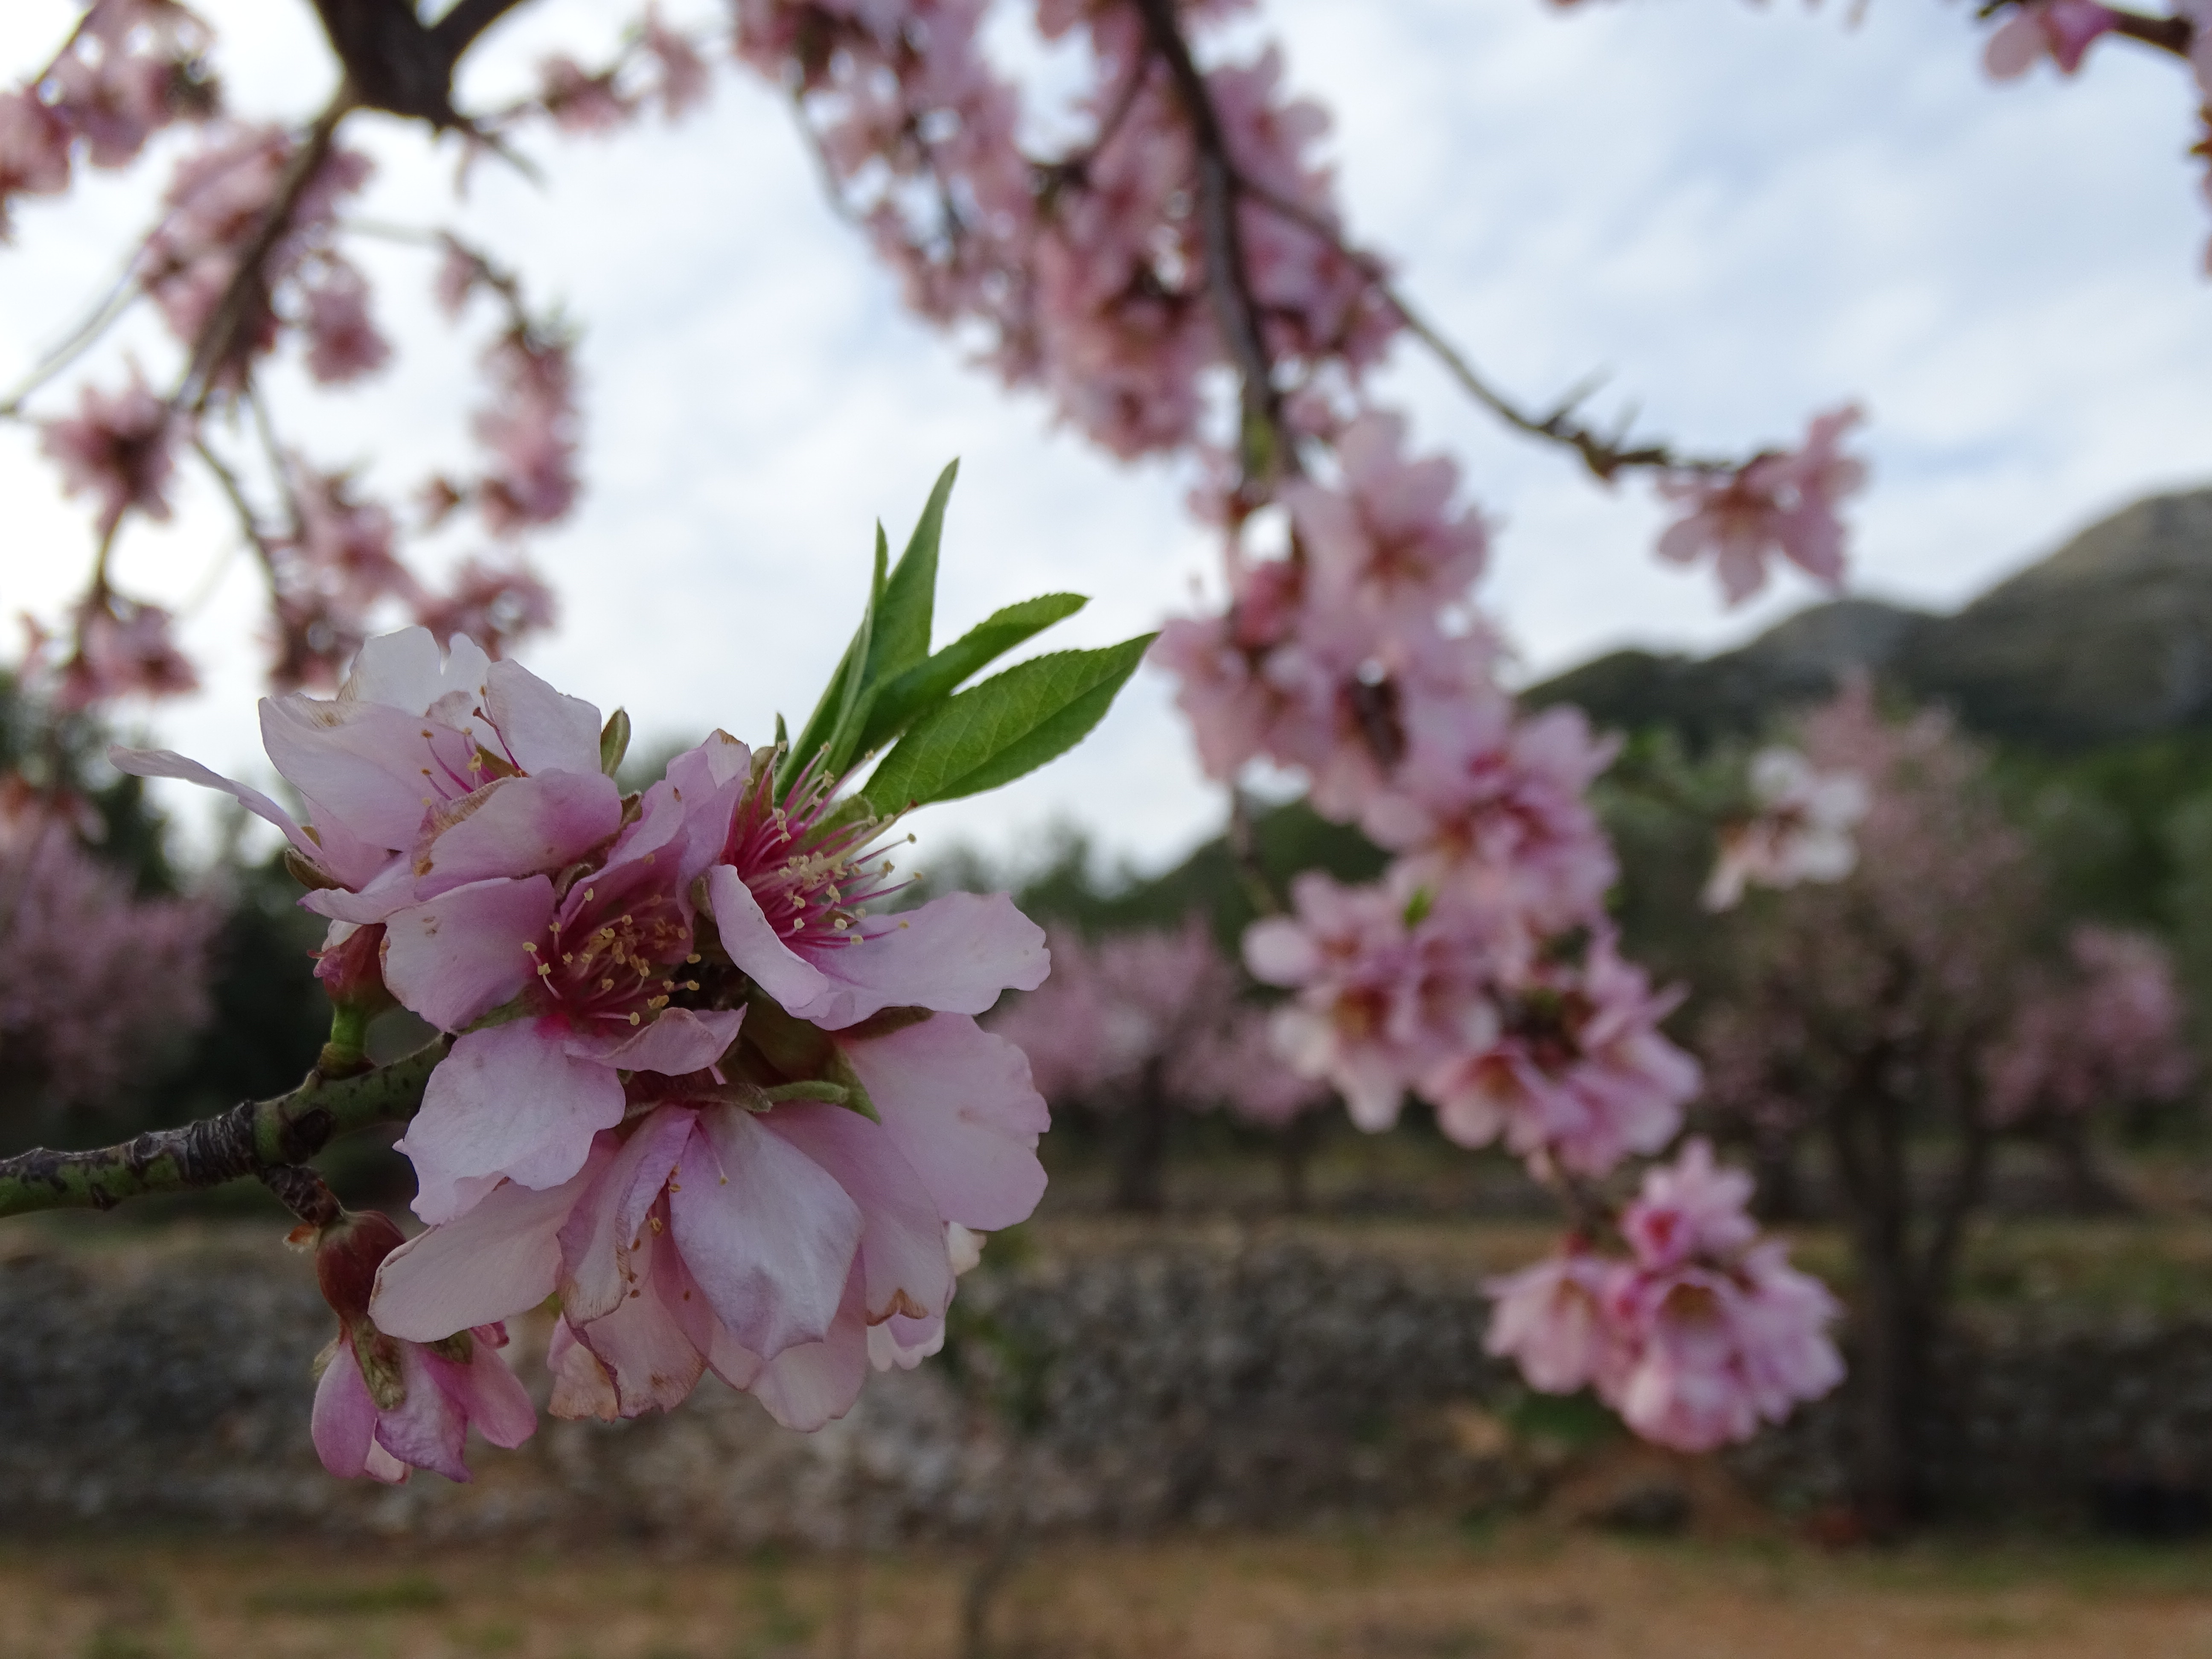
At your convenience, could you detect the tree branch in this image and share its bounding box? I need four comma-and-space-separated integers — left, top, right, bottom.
1127, 0, 1294, 493
0, 1037, 449, 1220
1233, 176, 1738, 481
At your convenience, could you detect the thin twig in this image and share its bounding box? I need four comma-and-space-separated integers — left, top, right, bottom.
175, 93, 357, 415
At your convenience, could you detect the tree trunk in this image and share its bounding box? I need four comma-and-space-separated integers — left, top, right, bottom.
1112, 1062, 1173, 1213
2049, 1115, 2134, 1215
1828, 1088, 1926, 1533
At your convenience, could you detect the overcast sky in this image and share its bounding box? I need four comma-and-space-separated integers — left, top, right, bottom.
4, 0, 2210, 875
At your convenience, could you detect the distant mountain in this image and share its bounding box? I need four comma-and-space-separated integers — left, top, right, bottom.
1526, 489, 2212, 749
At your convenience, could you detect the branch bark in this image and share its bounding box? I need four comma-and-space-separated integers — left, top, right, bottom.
0, 1037, 448, 1219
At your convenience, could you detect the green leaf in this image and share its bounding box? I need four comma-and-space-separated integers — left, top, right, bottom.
857, 592, 1088, 757
779, 530, 886, 794
864, 460, 957, 691
597, 707, 631, 778
862, 632, 1156, 812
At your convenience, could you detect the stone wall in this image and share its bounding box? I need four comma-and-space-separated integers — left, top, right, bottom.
1, 1224, 2203, 1543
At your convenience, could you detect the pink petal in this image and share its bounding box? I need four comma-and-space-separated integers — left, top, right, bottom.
107, 746, 331, 876
835, 1014, 1048, 1231
561, 1006, 744, 1076
484, 657, 603, 775
748, 1264, 869, 1431
800, 893, 1051, 1029
300, 857, 422, 926
568, 1222, 707, 1417
341, 626, 447, 714
311, 1348, 388, 1481
260, 695, 481, 850
396, 1019, 625, 1223
1984, 12, 2044, 78
373, 1345, 471, 1481
381, 875, 553, 1032
547, 1318, 620, 1421
412, 771, 623, 897
458, 1340, 539, 1449
762, 1104, 954, 1324
557, 1108, 697, 1324
371, 1153, 605, 1340
669, 1104, 863, 1359
706, 865, 832, 1013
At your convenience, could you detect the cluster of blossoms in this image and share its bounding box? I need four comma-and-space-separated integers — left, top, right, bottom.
1484, 1142, 1842, 1452
4, 4, 580, 707
987, 918, 1330, 1132
1701, 745, 1870, 913
0, 774, 214, 1119
117, 626, 1055, 1479
1985, 924, 2193, 1129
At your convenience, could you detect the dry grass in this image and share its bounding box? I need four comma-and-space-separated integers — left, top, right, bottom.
8, 1523, 2212, 1659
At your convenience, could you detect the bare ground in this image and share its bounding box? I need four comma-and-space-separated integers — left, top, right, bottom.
6, 1524, 2212, 1659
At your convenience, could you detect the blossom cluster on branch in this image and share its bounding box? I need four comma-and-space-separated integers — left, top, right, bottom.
79, 471, 1151, 1482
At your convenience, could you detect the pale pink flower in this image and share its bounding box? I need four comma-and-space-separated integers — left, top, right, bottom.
381, 734, 754, 1221
473, 332, 581, 533
1421, 933, 1696, 1178
371, 1013, 1048, 1430
1365, 699, 1619, 937
39, 370, 176, 535
705, 759, 1048, 1032
1702, 746, 1869, 912
299, 261, 390, 384
413, 557, 558, 657
1618, 1138, 1758, 1272
309, 1208, 534, 1484
537, 55, 634, 133
113, 626, 623, 920
1484, 1246, 1630, 1396
1984, 0, 2119, 78
0, 93, 74, 234
1284, 411, 1484, 622
1656, 406, 1866, 607
56, 593, 198, 709
1174, 1003, 1334, 1129
1245, 870, 1501, 1129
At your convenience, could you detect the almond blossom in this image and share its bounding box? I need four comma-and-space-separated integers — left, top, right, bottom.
39, 370, 177, 537
1485, 1141, 1842, 1453
1702, 745, 1869, 912
1983, 0, 2121, 79
1655, 406, 1867, 607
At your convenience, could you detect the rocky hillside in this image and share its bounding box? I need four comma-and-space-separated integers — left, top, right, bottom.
1529, 489, 2212, 748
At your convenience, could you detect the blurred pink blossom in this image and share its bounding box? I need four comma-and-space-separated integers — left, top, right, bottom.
1655, 406, 1866, 607
39, 370, 177, 536
1702, 745, 1869, 912
1983, 0, 2119, 79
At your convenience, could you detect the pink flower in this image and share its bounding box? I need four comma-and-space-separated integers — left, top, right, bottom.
299, 261, 390, 384
1619, 1138, 1758, 1272
40, 370, 177, 535
370, 1012, 1049, 1430
55, 593, 198, 709
537, 55, 634, 134
1364, 699, 1619, 937
308, 1208, 535, 1484
704, 759, 1049, 1031
381, 735, 753, 1221
1283, 411, 1486, 623
1984, 0, 2119, 78
413, 557, 559, 656
1484, 1246, 1630, 1396
1244, 870, 1501, 1129
1611, 1248, 1842, 1454
314, 1321, 537, 1483
1986, 926, 2193, 1125
0, 93, 74, 234
113, 626, 623, 926
472, 332, 581, 533
1656, 406, 1866, 607
1421, 935, 1697, 1178
1703, 746, 1868, 911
